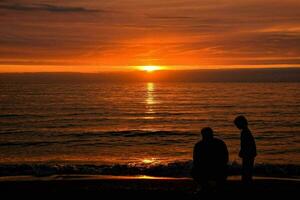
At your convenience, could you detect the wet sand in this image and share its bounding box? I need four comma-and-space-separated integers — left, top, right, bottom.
0, 175, 299, 198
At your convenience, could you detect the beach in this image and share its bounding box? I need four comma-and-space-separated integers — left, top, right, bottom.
1, 80, 299, 197
0, 175, 299, 198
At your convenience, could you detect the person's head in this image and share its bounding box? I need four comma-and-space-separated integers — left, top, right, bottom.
201, 127, 214, 141
234, 115, 248, 130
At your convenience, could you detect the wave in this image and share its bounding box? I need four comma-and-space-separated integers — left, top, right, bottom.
4, 129, 297, 140
0, 114, 45, 118
1, 130, 197, 138
0, 114, 23, 118
0, 139, 90, 147
0, 161, 299, 178
107, 130, 196, 138
0, 129, 296, 148
0, 130, 197, 148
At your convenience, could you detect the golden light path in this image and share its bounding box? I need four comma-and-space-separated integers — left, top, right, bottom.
145, 82, 156, 119
142, 158, 157, 164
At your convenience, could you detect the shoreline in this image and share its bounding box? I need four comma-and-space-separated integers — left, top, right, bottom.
1, 162, 299, 178
0, 175, 299, 197
1, 174, 299, 182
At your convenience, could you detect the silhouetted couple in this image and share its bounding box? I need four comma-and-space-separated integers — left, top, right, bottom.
192, 115, 257, 193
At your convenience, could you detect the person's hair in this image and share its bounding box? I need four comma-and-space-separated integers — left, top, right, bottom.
201, 127, 214, 140
234, 115, 248, 129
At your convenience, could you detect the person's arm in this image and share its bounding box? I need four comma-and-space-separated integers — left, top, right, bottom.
192, 143, 200, 178
239, 131, 246, 158
248, 133, 257, 157
224, 142, 229, 164
193, 143, 199, 166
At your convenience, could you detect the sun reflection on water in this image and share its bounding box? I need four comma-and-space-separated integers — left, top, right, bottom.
146, 82, 156, 115
142, 158, 157, 164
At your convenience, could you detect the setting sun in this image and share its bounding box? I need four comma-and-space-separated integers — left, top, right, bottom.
139, 66, 161, 72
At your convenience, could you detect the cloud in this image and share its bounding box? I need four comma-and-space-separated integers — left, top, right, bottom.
0, 0, 299, 69
147, 15, 194, 20
0, 3, 101, 13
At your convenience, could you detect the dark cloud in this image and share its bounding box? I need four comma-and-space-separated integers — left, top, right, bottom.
0, 3, 101, 13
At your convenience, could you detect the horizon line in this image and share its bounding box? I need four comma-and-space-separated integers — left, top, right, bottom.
1, 66, 300, 74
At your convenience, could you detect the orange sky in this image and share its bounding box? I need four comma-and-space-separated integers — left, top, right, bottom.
0, 0, 300, 72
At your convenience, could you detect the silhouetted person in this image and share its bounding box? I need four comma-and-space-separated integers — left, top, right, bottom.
234, 115, 257, 185
192, 127, 229, 193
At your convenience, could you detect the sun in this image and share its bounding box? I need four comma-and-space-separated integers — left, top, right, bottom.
139, 65, 161, 72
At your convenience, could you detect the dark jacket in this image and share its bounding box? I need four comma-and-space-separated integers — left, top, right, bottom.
239, 128, 257, 159
192, 138, 229, 182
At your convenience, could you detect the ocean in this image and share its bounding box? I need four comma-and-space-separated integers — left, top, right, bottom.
0, 81, 299, 177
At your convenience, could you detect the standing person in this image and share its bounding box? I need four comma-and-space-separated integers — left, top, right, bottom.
234, 116, 257, 185
192, 127, 229, 193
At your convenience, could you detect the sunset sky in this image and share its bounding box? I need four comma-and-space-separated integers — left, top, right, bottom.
0, 0, 300, 72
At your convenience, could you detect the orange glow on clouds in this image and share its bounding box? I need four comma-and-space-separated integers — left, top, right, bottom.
0, 0, 299, 72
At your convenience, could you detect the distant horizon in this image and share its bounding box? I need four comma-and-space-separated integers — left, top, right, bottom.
1, 66, 300, 74
1, 67, 300, 83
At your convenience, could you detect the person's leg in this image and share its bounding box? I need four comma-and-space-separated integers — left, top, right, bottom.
248, 158, 254, 182
216, 167, 227, 193
242, 158, 254, 184
216, 178, 226, 193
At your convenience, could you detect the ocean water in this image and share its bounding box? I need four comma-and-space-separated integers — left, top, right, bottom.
0, 81, 300, 176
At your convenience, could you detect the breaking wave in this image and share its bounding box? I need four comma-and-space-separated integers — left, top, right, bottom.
0, 161, 299, 178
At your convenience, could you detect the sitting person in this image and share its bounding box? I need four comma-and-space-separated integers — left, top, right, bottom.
192, 127, 229, 193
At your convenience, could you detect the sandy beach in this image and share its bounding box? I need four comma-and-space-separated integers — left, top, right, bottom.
0, 175, 299, 198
